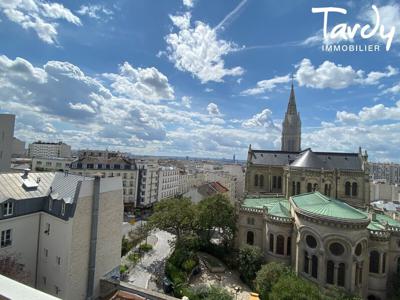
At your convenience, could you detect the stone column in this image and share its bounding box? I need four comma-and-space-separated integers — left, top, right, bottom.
334, 263, 339, 285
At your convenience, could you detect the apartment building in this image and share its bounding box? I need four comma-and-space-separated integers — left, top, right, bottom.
137, 161, 159, 207
28, 142, 72, 159
0, 171, 123, 300
158, 166, 180, 201
370, 162, 400, 185
69, 155, 139, 207
12, 137, 26, 157
0, 114, 15, 172
32, 157, 74, 172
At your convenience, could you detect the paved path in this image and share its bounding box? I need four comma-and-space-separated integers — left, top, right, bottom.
127, 230, 174, 288
122, 220, 146, 238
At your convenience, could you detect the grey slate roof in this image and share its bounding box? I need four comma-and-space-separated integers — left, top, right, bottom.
0, 172, 91, 204
250, 148, 363, 171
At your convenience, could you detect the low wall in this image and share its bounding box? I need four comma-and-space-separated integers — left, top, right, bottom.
100, 278, 179, 300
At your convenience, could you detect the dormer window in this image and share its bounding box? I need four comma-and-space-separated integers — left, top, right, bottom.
61, 203, 66, 216
3, 202, 13, 217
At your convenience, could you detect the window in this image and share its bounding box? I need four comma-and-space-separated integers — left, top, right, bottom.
397, 257, 400, 274
278, 176, 282, 189
304, 251, 309, 274
329, 242, 345, 256
61, 203, 65, 216
313, 183, 318, 192
382, 253, 386, 273
296, 182, 300, 194
55, 286, 60, 296
345, 182, 351, 196
307, 183, 312, 193
287, 237, 291, 256
56, 256, 61, 265
338, 263, 345, 287
260, 175, 264, 187
369, 251, 380, 274
254, 175, 259, 187
49, 199, 53, 211
273, 176, 277, 188
3, 202, 13, 216
324, 184, 331, 196
43, 276, 46, 286
269, 234, 274, 252
311, 255, 318, 279
44, 248, 48, 257
352, 182, 358, 196
276, 235, 284, 255
306, 235, 317, 249
247, 217, 255, 225
1, 229, 12, 247
355, 243, 362, 256
292, 181, 296, 196
44, 223, 50, 235
326, 260, 334, 284
247, 231, 254, 245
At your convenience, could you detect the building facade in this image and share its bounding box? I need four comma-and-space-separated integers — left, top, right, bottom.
0, 114, 15, 172
370, 162, 400, 185
0, 171, 123, 300
70, 155, 139, 207
158, 166, 180, 201
32, 157, 74, 172
28, 142, 72, 159
136, 162, 159, 208
12, 137, 26, 157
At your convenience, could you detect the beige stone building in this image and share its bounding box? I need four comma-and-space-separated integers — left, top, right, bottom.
0, 171, 123, 300
237, 85, 400, 300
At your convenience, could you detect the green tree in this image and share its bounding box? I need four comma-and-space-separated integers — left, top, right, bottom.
269, 273, 320, 300
184, 285, 233, 300
148, 197, 195, 241
255, 262, 290, 300
237, 245, 263, 286
196, 194, 236, 247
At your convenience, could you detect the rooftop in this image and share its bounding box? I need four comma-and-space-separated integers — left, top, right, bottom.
242, 196, 290, 218
291, 192, 368, 221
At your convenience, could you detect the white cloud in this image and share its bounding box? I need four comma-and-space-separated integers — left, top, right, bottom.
0, 0, 81, 44
242, 108, 275, 128
295, 59, 396, 89
69, 102, 96, 114
103, 62, 174, 103
241, 75, 290, 96
383, 82, 400, 94
183, 0, 194, 8
76, 4, 113, 20
207, 102, 221, 116
337, 101, 400, 123
165, 12, 244, 83
181, 96, 191, 108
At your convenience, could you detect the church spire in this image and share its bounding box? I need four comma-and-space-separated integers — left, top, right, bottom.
281, 81, 301, 152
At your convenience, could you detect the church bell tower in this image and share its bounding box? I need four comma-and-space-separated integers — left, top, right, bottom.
281, 82, 301, 152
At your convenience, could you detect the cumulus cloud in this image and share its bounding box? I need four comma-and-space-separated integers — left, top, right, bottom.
295, 59, 397, 89
241, 75, 290, 96
165, 12, 244, 83
181, 96, 191, 108
242, 109, 276, 128
183, 0, 194, 8
207, 103, 221, 116
337, 101, 400, 123
76, 4, 113, 20
0, 0, 81, 44
103, 62, 175, 103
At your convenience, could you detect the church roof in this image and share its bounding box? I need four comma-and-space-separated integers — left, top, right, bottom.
291, 192, 368, 221
249, 148, 363, 171
242, 197, 291, 218
287, 83, 298, 115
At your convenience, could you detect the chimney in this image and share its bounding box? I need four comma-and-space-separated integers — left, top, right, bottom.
22, 168, 30, 179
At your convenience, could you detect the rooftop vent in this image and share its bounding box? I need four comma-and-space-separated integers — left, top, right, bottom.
22, 178, 38, 190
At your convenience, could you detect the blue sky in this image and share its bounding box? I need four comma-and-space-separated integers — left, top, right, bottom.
0, 0, 400, 161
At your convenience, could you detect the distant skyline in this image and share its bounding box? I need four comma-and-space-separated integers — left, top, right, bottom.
0, 0, 400, 162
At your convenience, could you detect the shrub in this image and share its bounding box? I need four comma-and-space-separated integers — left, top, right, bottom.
128, 252, 140, 264
182, 258, 197, 272
269, 273, 320, 300
182, 285, 233, 300
121, 236, 134, 257
255, 262, 290, 300
237, 245, 263, 287
120, 264, 128, 274
139, 243, 153, 252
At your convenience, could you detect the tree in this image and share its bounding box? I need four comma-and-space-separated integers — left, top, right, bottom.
148, 197, 195, 241
196, 194, 236, 248
0, 254, 30, 284
255, 262, 290, 300
269, 273, 320, 300
237, 245, 263, 286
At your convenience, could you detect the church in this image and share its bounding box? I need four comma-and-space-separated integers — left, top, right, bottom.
237, 84, 400, 300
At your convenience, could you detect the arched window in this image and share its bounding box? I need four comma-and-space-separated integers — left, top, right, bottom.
254, 175, 259, 187
326, 260, 334, 284
292, 181, 296, 196
397, 257, 400, 274
277, 235, 284, 255
296, 182, 300, 194
272, 176, 277, 188
313, 183, 318, 192
287, 237, 291, 256
304, 251, 309, 274
369, 251, 380, 274
324, 184, 331, 196
307, 183, 312, 193
246, 231, 254, 245
345, 181, 351, 196
352, 182, 358, 196
338, 263, 345, 287
311, 255, 318, 279
277, 176, 282, 189
269, 234, 274, 252
260, 175, 264, 187
382, 253, 386, 273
